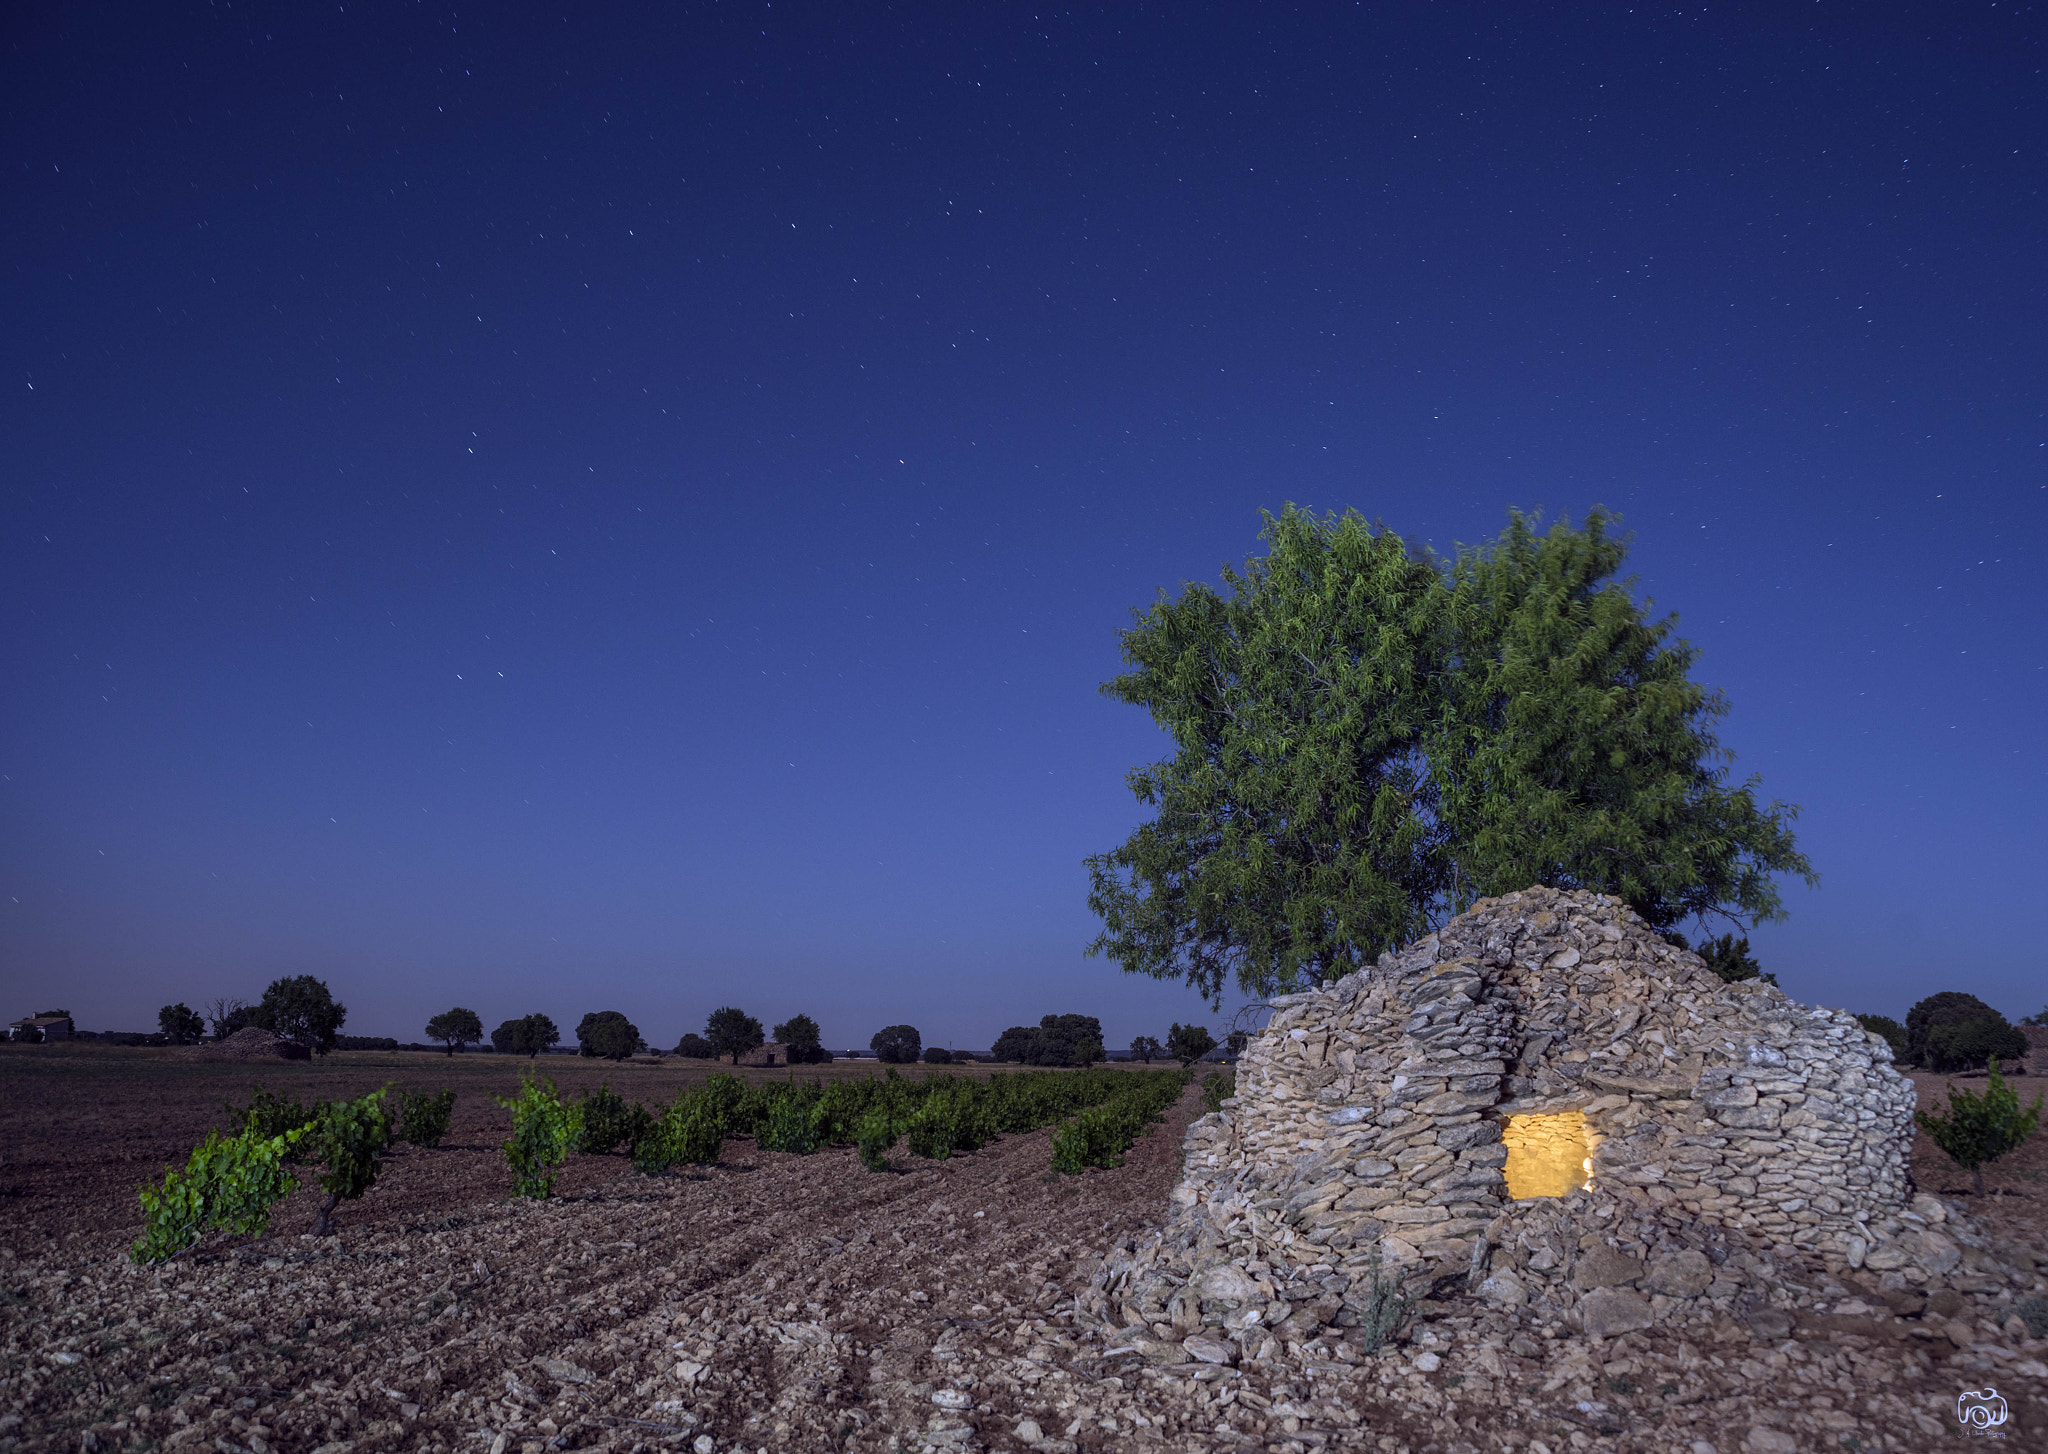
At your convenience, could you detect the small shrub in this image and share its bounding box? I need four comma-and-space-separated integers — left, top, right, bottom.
758, 1090, 822, 1154
855, 1106, 895, 1172
633, 1092, 725, 1174
574, 1084, 653, 1154
394, 1088, 457, 1148
699, 1071, 749, 1135
1348, 1244, 1416, 1353
905, 1095, 959, 1160
132, 1124, 306, 1264
304, 1088, 392, 1235
227, 1085, 318, 1143
2017, 1297, 2048, 1338
1915, 1061, 2044, 1195
497, 1075, 581, 1199
922, 1046, 953, 1065
1201, 1068, 1237, 1113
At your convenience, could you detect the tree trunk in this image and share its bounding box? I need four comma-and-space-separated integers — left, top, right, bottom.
313, 1191, 340, 1237
1973, 1166, 1986, 1197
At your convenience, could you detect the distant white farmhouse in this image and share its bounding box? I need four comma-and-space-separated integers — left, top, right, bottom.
9, 1014, 73, 1042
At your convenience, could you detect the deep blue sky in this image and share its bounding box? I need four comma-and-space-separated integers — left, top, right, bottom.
4, 2, 2043, 1051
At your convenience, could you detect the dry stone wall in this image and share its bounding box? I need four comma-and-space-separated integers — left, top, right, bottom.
1087, 886, 1993, 1347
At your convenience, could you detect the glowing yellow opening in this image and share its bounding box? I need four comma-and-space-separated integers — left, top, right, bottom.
1502, 1112, 1596, 1199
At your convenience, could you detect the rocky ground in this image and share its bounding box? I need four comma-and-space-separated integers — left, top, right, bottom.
0, 1047, 2043, 1453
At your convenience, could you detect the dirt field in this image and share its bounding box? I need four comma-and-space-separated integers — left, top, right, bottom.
0, 1046, 2044, 1454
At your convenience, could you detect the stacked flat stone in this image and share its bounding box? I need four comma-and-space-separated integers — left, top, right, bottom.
1089, 885, 1979, 1342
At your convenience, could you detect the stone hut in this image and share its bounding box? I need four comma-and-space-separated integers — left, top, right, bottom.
1091, 886, 1973, 1343
739, 1042, 788, 1068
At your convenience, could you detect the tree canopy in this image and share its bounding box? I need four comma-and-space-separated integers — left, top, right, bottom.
672, 1032, 716, 1059
773, 1013, 828, 1064
492, 1013, 559, 1058
870, 1024, 922, 1064
1085, 505, 1814, 1004
991, 1014, 1103, 1067
425, 1007, 484, 1055
707, 1007, 765, 1064
1905, 992, 2027, 1071
1167, 1022, 1218, 1067
576, 1010, 642, 1061
251, 975, 347, 1054
157, 1003, 205, 1045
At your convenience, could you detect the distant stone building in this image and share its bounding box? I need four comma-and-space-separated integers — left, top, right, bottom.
10, 1014, 73, 1042
738, 1042, 788, 1067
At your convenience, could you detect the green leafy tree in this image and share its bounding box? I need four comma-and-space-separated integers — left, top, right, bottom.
1854, 1014, 1909, 1061
672, 1032, 715, 1059
2021, 1006, 2048, 1028
576, 1010, 642, 1061
250, 975, 347, 1054
774, 1013, 825, 1064
991, 1015, 1102, 1067
923, 1046, 953, 1064
1915, 1061, 2044, 1196
707, 1007, 765, 1064
425, 1007, 483, 1056
1906, 992, 2013, 1069
871, 1024, 922, 1064
158, 1003, 206, 1045
1085, 506, 1814, 1003
1167, 1022, 1218, 1067
1928, 1016, 2031, 1074
491, 1013, 559, 1058
1129, 1035, 1163, 1063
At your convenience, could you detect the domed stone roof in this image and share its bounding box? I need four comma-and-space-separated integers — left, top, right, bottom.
1090, 884, 1944, 1343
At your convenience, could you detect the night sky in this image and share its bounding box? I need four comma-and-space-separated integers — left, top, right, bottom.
4, 3, 2043, 1052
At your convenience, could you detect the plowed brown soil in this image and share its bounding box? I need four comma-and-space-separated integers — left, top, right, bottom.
0, 1046, 2044, 1454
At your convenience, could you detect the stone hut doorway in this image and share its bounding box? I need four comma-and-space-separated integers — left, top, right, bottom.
1502, 1111, 1596, 1200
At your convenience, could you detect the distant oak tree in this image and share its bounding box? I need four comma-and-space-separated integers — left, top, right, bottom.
491, 1013, 560, 1058
425, 1007, 484, 1056
706, 1007, 765, 1065
250, 975, 347, 1055
158, 1003, 205, 1046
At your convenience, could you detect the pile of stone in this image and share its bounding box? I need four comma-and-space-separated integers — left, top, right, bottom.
178, 1026, 310, 1062
1085, 885, 2039, 1353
